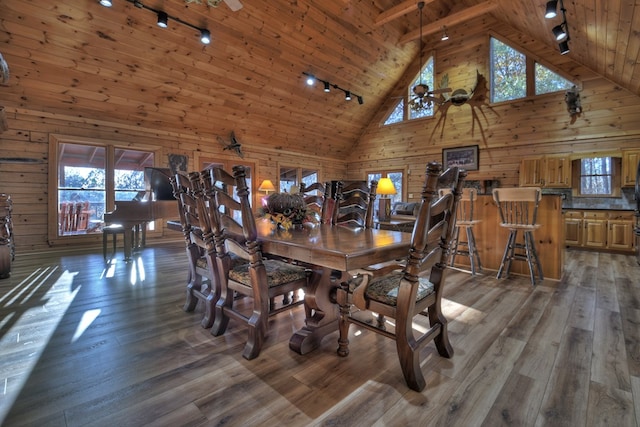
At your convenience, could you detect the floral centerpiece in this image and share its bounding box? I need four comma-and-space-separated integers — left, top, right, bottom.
259, 193, 318, 230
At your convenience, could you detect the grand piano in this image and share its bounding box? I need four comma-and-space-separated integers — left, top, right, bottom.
103, 167, 179, 260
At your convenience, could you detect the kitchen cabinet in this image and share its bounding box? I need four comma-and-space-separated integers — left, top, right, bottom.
564, 210, 635, 252
622, 150, 640, 187
520, 155, 571, 188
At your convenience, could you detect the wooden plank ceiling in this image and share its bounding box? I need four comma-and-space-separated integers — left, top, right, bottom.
0, 0, 639, 159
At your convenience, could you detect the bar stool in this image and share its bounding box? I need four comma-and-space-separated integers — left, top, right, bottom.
492, 187, 543, 285
442, 188, 482, 274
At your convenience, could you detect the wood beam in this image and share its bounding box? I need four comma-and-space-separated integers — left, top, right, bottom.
398, 1, 498, 45
374, 0, 436, 27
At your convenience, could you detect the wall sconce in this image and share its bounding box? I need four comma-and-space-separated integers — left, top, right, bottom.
98, 0, 211, 45
376, 177, 397, 221
302, 72, 364, 105
258, 179, 276, 194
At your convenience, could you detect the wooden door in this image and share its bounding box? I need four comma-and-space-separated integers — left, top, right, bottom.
622, 150, 640, 187
519, 158, 543, 187
607, 220, 634, 250
583, 219, 607, 248
564, 216, 582, 246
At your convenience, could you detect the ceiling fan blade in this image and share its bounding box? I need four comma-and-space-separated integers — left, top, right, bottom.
430, 88, 452, 94
224, 0, 243, 11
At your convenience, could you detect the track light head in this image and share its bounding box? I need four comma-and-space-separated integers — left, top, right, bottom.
357, 96, 363, 105
441, 26, 449, 41
552, 23, 567, 41
345, 91, 351, 101
323, 81, 330, 92
559, 40, 570, 55
306, 75, 315, 86
99, 0, 113, 6
157, 11, 168, 28
545, 0, 558, 18
200, 29, 211, 45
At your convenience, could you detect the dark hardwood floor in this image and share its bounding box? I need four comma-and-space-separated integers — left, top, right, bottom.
0, 242, 638, 426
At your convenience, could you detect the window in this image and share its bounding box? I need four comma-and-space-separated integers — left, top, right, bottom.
278, 166, 318, 193
579, 157, 613, 195
367, 170, 403, 206
383, 56, 435, 125
52, 137, 157, 238
490, 37, 574, 103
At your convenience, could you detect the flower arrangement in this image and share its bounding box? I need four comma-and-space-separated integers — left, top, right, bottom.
259, 193, 318, 230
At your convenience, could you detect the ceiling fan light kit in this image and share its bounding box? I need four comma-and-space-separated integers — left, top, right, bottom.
98, 0, 213, 45
545, 0, 571, 54
302, 72, 364, 105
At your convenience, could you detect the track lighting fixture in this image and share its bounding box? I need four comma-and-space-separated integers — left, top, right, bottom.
98, 0, 211, 45
157, 11, 168, 28
441, 26, 449, 41
545, 0, 571, 55
552, 23, 567, 41
302, 72, 363, 106
544, 1, 558, 19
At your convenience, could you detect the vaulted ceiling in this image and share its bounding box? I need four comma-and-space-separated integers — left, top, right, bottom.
1, 0, 639, 159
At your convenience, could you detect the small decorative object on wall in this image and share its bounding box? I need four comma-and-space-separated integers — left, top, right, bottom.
217, 131, 244, 158
443, 145, 479, 171
565, 85, 581, 117
168, 154, 188, 175
184, 0, 243, 11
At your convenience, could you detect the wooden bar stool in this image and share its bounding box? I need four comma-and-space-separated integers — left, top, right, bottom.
103, 224, 133, 261
492, 187, 543, 285
442, 188, 482, 274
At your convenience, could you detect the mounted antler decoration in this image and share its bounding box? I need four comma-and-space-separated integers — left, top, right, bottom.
217, 131, 244, 158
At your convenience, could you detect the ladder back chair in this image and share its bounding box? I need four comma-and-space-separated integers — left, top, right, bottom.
171, 172, 217, 328
206, 165, 309, 360
333, 180, 378, 228
440, 187, 483, 274
492, 187, 543, 285
336, 162, 466, 392
299, 181, 336, 224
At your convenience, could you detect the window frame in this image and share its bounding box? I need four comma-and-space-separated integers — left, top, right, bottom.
366, 169, 405, 206
572, 156, 621, 198
489, 33, 578, 104
48, 134, 163, 244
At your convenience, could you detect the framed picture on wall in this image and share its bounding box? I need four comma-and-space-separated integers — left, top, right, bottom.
442, 145, 479, 171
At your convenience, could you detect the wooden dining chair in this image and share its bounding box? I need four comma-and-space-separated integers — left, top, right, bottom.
170, 172, 217, 328
205, 165, 309, 360
333, 180, 378, 228
335, 162, 467, 392
299, 181, 336, 224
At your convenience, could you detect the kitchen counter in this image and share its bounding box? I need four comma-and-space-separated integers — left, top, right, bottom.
452, 194, 564, 280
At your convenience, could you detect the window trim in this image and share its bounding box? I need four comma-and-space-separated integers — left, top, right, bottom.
366, 168, 406, 204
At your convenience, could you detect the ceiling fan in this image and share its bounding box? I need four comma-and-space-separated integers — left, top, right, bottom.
184, 0, 243, 12
408, 1, 451, 111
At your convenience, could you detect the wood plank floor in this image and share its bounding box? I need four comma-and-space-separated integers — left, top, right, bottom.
0, 242, 638, 426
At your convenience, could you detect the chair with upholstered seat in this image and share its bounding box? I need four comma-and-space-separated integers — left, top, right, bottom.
206, 165, 309, 360
492, 187, 543, 285
441, 187, 482, 274
171, 172, 217, 328
333, 180, 378, 228
335, 162, 466, 391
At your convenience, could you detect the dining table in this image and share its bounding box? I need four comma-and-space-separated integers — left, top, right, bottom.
256, 219, 413, 355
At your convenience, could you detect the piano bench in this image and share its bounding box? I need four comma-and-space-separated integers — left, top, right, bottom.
103, 224, 130, 261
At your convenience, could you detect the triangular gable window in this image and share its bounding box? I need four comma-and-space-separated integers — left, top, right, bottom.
384, 99, 404, 125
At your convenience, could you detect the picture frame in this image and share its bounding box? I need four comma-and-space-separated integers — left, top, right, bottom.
442, 145, 479, 171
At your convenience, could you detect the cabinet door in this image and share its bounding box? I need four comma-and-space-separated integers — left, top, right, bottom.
544, 155, 571, 188
564, 218, 582, 246
607, 220, 634, 250
622, 150, 640, 187
584, 220, 607, 248
519, 158, 543, 187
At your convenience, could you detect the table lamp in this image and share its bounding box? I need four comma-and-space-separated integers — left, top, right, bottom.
258, 179, 276, 194
377, 177, 397, 221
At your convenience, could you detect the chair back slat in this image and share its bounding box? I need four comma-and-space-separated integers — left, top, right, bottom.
300, 181, 336, 224
492, 187, 541, 227
334, 180, 378, 228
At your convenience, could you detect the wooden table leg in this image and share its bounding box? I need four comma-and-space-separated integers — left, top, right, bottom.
289, 266, 340, 355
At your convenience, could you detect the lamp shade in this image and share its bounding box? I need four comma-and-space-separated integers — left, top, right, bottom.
258, 179, 276, 193
377, 177, 397, 196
